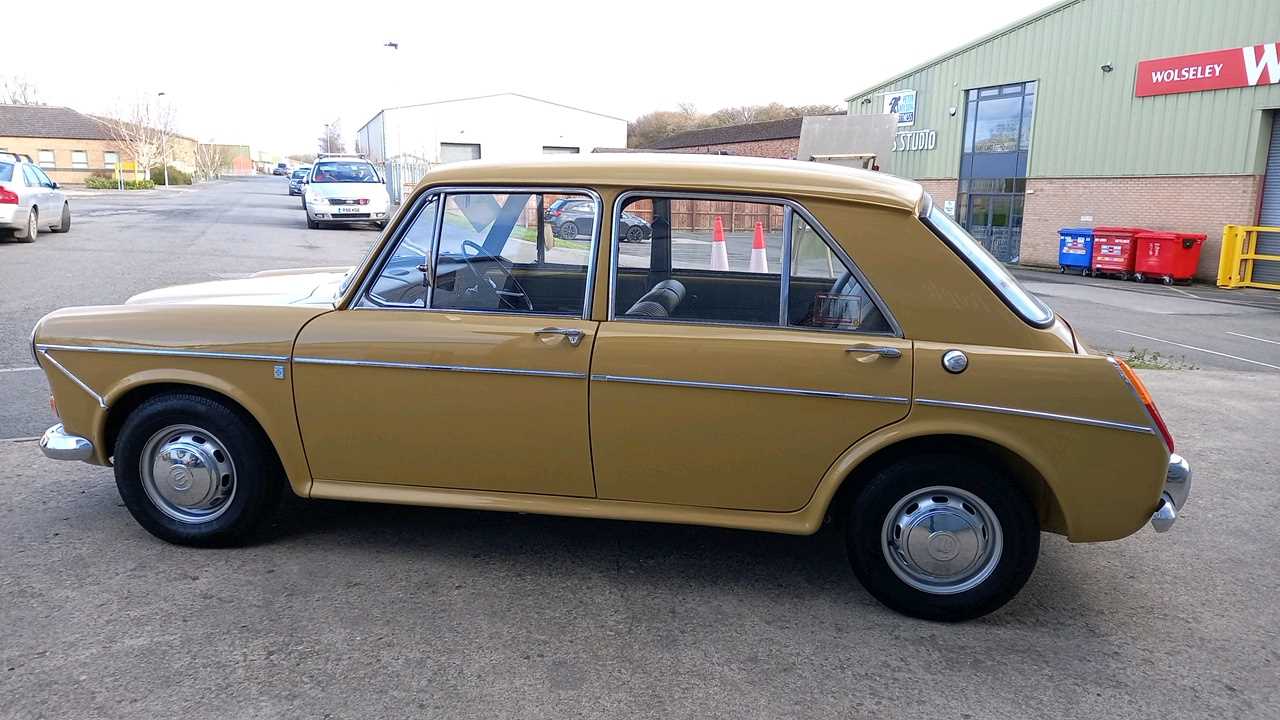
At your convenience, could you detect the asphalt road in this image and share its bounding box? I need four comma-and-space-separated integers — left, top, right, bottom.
0, 177, 377, 438
1, 368, 1276, 719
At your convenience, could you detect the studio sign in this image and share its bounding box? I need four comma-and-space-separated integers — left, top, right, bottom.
894, 129, 937, 152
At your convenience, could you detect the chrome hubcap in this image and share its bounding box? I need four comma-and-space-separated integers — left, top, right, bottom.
881, 486, 1002, 595
139, 425, 236, 524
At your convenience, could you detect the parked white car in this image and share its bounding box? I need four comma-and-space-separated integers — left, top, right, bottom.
0, 152, 71, 241
303, 155, 390, 230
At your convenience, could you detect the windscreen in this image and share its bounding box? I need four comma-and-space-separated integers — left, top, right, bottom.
926, 205, 1054, 327
311, 161, 380, 183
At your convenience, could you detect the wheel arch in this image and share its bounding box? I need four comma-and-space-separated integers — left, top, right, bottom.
99, 380, 300, 496
821, 432, 1069, 537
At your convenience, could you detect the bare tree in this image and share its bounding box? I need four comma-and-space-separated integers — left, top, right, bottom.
0, 76, 41, 105
192, 143, 231, 182
152, 101, 178, 185
318, 121, 345, 154
97, 102, 164, 180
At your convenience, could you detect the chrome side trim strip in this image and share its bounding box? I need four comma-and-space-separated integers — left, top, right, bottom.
590, 373, 909, 404
294, 356, 586, 379
37, 349, 107, 409
914, 398, 1156, 434
37, 344, 288, 363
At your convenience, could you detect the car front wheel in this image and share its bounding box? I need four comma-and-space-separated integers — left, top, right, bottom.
845, 454, 1039, 621
114, 393, 282, 547
51, 203, 71, 233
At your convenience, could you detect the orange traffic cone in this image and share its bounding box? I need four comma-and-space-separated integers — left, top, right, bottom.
749, 221, 768, 273
710, 215, 729, 270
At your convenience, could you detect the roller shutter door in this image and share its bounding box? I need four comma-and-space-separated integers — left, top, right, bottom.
1257, 116, 1280, 285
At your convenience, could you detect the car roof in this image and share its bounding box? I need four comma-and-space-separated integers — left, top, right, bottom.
416, 153, 925, 214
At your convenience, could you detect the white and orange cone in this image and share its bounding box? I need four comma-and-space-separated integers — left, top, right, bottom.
749, 221, 769, 273
710, 215, 729, 271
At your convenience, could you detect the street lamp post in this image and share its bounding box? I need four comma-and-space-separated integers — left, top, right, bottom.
157, 91, 169, 186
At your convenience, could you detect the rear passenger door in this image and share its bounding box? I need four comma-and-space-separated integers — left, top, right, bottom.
589, 192, 912, 512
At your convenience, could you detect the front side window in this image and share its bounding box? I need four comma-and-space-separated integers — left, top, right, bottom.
430, 191, 595, 315
37, 150, 54, 168
311, 161, 380, 183
22, 165, 42, 187
368, 196, 438, 307
32, 166, 54, 186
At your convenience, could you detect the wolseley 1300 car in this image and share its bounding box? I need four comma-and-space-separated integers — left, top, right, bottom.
32, 155, 1189, 621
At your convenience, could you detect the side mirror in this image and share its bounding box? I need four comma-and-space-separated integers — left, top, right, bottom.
50, 181, 60, 189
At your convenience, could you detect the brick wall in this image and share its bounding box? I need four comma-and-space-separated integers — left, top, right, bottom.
663, 137, 800, 159
0, 135, 200, 185
1022, 175, 1263, 280
917, 179, 958, 213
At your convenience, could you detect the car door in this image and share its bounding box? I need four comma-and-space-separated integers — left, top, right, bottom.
31, 166, 62, 220
589, 192, 912, 512
292, 187, 602, 497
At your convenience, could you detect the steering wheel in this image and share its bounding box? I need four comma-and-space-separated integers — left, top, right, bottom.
459, 240, 533, 311
831, 269, 855, 296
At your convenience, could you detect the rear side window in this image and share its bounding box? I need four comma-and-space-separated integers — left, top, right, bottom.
613, 193, 891, 333
0, 163, 11, 182
924, 205, 1053, 327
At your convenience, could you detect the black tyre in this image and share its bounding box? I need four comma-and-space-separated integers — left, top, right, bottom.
113, 393, 283, 547
51, 203, 71, 233
627, 225, 645, 243
845, 454, 1039, 622
14, 208, 37, 242
307, 216, 320, 230
377, 220, 388, 230
558, 220, 578, 241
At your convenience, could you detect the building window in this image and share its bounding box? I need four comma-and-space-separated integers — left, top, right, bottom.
104, 151, 119, 169
957, 80, 1036, 263
71, 150, 89, 169
439, 143, 481, 163
542, 146, 579, 154
37, 149, 55, 168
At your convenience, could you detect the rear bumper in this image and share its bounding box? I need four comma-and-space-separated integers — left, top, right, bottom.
40, 423, 94, 462
1150, 453, 1191, 532
0, 204, 20, 227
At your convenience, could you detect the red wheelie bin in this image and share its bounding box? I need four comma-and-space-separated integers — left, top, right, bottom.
1090, 226, 1149, 280
1133, 231, 1206, 285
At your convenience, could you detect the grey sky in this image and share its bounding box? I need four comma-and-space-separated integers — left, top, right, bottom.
9, 0, 1055, 154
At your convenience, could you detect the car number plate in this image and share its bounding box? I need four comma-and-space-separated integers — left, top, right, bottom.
335, 206, 362, 213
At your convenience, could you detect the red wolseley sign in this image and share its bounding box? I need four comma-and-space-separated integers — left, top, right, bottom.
1136, 41, 1280, 97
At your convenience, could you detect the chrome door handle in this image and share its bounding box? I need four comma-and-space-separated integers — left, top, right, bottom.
535, 327, 584, 346
846, 344, 902, 359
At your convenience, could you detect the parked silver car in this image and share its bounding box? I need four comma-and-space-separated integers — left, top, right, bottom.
0, 152, 71, 241
303, 156, 390, 230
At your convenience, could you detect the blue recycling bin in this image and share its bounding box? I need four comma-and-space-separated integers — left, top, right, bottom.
1057, 228, 1094, 275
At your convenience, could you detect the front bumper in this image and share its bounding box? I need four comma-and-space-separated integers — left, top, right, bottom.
308, 205, 389, 223
1150, 453, 1191, 532
40, 423, 94, 462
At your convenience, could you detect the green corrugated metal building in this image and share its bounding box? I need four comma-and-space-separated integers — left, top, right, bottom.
846, 0, 1280, 281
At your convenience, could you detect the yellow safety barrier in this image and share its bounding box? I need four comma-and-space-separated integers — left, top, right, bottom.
1218, 225, 1280, 290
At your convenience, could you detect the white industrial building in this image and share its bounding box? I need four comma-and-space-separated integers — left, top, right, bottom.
357, 92, 624, 162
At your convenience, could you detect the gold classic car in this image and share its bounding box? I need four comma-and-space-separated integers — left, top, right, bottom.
32, 155, 1189, 621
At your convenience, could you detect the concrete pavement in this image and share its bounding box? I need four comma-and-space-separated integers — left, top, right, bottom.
0, 368, 1276, 719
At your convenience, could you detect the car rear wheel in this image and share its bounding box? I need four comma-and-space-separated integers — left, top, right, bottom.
114, 393, 283, 547
845, 454, 1039, 621
51, 203, 71, 233
558, 221, 578, 241
14, 208, 37, 242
